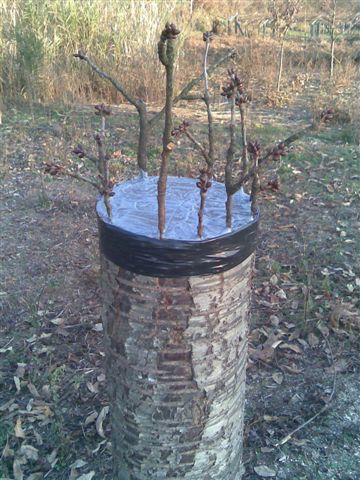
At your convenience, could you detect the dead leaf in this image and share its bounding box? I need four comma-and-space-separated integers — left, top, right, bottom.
92, 323, 103, 332
86, 382, 99, 394
84, 411, 98, 426
308, 332, 320, 347
91, 439, 106, 454
270, 275, 278, 286
0, 399, 15, 412
46, 448, 58, 466
15, 417, 26, 439
16, 364, 27, 378
50, 317, 65, 326
254, 465, 276, 477
70, 459, 88, 469
263, 415, 279, 422
291, 438, 307, 446
96, 406, 109, 438
0, 345, 13, 353
13, 459, 24, 480
2, 440, 14, 458
33, 429, 43, 446
326, 358, 351, 374
69, 459, 88, 480
14, 376, 21, 392
272, 372, 283, 385
281, 363, 303, 374
28, 383, 41, 398
249, 345, 275, 362
97, 374, 106, 382
279, 343, 302, 354
276, 289, 287, 300
20, 444, 39, 461
269, 315, 280, 327
76, 472, 96, 480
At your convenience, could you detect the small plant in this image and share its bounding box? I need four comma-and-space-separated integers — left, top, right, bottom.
45, 23, 334, 240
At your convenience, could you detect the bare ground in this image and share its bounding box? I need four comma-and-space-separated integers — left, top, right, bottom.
0, 86, 359, 479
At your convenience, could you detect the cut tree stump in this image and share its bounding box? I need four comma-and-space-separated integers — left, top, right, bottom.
100, 253, 254, 479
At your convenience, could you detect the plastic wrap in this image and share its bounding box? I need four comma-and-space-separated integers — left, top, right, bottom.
97, 176, 259, 277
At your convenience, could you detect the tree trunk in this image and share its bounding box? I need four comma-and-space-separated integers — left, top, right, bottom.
100, 253, 254, 479
330, 35, 335, 78
276, 38, 285, 92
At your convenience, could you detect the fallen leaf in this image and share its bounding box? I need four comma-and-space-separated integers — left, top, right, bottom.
50, 317, 65, 326
0, 346, 13, 353
97, 374, 106, 382
276, 289, 287, 300
46, 448, 58, 466
263, 415, 279, 422
96, 406, 109, 438
85, 411, 98, 426
272, 372, 283, 385
0, 399, 15, 412
16, 364, 27, 378
291, 438, 307, 446
91, 439, 106, 454
13, 459, 24, 480
326, 358, 351, 374
33, 429, 43, 446
76, 472, 95, 480
270, 275, 278, 286
279, 343, 302, 354
308, 332, 320, 347
28, 383, 41, 398
15, 417, 26, 439
254, 465, 276, 477
20, 444, 39, 461
281, 364, 303, 374
86, 382, 99, 394
14, 376, 21, 392
92, 323, 103, 332
27, 474, 43, 480
70, 459, 88, 469
270, 315, 280, 327
2, 440, 14, 458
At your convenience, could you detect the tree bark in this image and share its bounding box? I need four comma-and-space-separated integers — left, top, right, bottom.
101, 253, 254, 479
276, 37, 285, 92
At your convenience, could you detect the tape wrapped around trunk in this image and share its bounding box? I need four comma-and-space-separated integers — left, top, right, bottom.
98, 211, 259, 278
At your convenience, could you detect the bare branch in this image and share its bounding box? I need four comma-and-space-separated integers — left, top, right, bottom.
44, 162, 100, 189
196, 169, 212, 238
149, 49, 236, 126
203, 31, 215, 168
225, 96, 236, 228
184, 130, 210, 163
157, 23, 180, 239
228, 112, 332, 196
74, 51, 148, 172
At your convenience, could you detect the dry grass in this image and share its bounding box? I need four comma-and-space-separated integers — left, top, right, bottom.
1, 0, 359, 107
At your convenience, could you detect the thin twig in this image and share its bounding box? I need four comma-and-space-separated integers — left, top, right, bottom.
74, 51, 148, 171
275, 334, 336, 447
149, 49, 236, 126
228, 118, 327, 196
184, 131, 210, 163
225, 96, 236, 228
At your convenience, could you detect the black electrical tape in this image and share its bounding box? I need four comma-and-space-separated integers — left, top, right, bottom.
98, 211, 259, 278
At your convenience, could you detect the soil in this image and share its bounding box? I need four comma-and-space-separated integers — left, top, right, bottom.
0, 82, 359, 479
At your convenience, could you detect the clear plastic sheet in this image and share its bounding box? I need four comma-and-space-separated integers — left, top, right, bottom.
97, 176, 259, 277
96, 175, 253, 241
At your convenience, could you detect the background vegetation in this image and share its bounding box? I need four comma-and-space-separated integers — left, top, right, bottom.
0, 0, 359, 106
